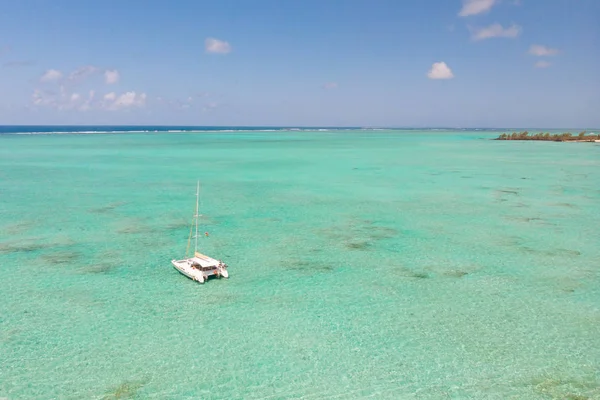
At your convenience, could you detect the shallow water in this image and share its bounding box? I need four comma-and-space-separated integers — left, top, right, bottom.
1, 130, 599, 399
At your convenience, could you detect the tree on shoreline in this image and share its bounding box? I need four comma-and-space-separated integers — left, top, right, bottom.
496, 131, 599, 142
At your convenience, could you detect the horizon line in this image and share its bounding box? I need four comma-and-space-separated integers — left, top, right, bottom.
0, 125, 597, 130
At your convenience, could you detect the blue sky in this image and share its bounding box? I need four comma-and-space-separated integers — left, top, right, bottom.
0, 0, 598, 127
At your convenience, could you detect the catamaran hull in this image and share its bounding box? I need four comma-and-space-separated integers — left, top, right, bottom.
172, 260, 205, 283
171, 260, 229, 283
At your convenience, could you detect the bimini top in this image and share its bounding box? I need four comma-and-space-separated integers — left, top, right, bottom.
192, 251, 221, 268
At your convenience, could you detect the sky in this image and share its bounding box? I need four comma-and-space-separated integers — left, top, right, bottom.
0, 0, 598, 128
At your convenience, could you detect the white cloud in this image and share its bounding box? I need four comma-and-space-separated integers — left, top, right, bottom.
534, 61, 552, 68
39, 65, 125, 87
322, 82, 338, 90
155, 95, 201, 110
105, 91, 147, 110
32, 86, 147, 112
116, 92, 145, 107
32, 89, 55, 106
67, 65, 99, 84
40, 69, 63, 82
529, 45, 559, 56
459, 0, 498, 17
40, 66, 106, 85
205, 38, 232, 54
32, 88, 81, 110
202, 101, 220, 112
470, 23, 521, 41
427, 62, 454, 80
105, 69, 120, 84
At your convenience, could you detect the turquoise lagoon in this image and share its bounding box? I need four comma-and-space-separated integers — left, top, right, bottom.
1, 130, 599, 399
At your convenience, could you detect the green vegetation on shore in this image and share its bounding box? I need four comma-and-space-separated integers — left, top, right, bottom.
496, 131, 600, 141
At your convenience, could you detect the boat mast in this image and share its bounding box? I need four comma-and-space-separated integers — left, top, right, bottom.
194, 180, 200, 254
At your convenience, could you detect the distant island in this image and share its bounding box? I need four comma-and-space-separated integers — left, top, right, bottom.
495, 131, 600, 142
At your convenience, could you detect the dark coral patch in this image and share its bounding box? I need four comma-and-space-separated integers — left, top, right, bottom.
41, 250, 81, 265
89, 201, 126, 214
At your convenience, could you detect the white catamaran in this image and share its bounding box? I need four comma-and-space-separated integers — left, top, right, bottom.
171, 181, 229, 283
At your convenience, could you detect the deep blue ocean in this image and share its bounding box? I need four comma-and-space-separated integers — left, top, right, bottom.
0, 125, 521, 135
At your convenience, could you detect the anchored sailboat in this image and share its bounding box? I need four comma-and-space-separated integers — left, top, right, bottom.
171, 181, 229, 283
